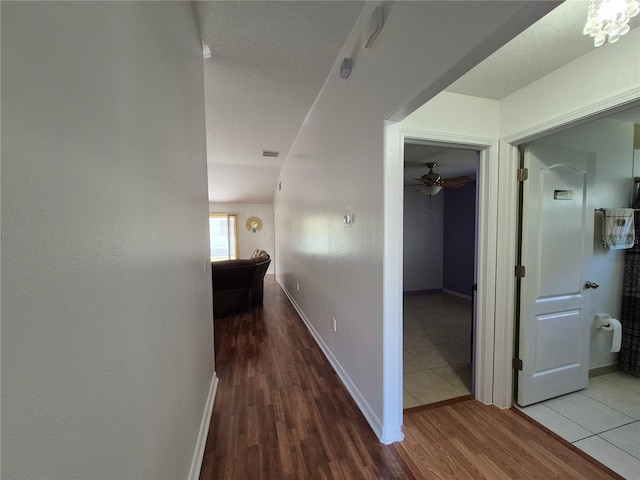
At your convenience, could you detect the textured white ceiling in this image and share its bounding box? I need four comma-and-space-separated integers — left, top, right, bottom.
446, 0, 640, 100
193, 1, 364, 203
195, 0, 639, 204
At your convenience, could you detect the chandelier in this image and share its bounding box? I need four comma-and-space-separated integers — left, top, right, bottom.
583, 0, 640, 47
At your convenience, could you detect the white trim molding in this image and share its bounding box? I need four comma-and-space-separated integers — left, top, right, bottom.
396, 128, 500, 406
188, 373, 219, 480
492, 89, 640, 410
503, 87, 640, 145
491, 140, 520, 409
474, 144, 499, 405
382, 121, 406, 445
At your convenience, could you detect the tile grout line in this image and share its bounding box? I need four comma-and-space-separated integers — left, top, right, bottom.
542, 391, 635, 432
517, 373, 640, 475
594, 419, 639, 437
430, 364, 471, 395
518, 404, 597, 439
577, 390, 639, 422
403, 388, 421, 409
581, 432, 640, 463
522, 407, 639, 473
402, 293, 473, 409
586, 375, 640, 398
541, 399, 601, 436
597, 375, 640, 396
571, 433, 598, 444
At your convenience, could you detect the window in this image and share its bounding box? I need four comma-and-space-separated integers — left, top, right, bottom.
209, 213, 239, 261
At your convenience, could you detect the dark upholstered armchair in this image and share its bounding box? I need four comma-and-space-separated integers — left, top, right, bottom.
211, 252, 271, 318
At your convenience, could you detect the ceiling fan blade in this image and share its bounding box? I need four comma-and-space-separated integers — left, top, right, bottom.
441, 175, 472, 184
404, 184, 423, 188
443, 183, 467, 189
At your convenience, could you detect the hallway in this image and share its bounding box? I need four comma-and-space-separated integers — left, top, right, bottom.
200, 277, 621, 479
201, 276, 410, 479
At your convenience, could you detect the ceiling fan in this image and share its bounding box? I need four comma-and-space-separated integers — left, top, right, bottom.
405, 162, 473, 208
406, 162, 472, 194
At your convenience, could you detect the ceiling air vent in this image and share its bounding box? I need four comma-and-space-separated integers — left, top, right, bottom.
262, 150, 279, 158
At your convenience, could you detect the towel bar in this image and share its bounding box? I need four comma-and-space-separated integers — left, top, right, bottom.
594, 208, 640, 212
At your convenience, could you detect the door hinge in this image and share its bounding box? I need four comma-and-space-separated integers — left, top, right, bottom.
513, 358, 523, 371
517, 168, 529, 181
515, 265, 526, 278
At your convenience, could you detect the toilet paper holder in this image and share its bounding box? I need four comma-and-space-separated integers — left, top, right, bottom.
593, 313, 613, 329
593, 313, 622, 353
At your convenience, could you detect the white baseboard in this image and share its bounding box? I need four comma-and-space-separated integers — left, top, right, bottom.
380, 425, 404, 445
277, 279, 387, 443
188, 373, 219, 480
443, 289, 472, 301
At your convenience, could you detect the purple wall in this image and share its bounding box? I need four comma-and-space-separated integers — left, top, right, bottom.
443, 182, 476, 296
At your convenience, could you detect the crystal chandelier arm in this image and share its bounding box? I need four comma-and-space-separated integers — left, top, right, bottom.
583, 0, 640, 47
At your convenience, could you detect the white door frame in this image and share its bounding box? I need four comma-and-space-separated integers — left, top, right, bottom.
387, 126, 500, 407
383, 91, 639, 439
492, 91, 640, 409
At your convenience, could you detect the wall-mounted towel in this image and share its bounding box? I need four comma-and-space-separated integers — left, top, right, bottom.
602, 208, 636, 249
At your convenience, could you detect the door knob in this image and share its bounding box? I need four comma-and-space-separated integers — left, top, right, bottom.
585, 281, 599, 289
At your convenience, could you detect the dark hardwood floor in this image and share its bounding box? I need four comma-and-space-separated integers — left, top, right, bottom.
200, 276, 620, 480
200, 276, 412, 479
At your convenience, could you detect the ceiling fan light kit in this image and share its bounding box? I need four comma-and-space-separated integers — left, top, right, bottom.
411, 162, 472, 195
405, 162, 473, 208
420, 162, 442, 185
420, 185, 442, 197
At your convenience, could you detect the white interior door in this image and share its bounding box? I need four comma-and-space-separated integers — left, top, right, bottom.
517, 144, 595, 406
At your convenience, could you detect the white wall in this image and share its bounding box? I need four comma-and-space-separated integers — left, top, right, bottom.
403, 146, 478, 294
501, 28, 640, 140
1, 3, 214, 479
403, 190, 444, 291
496, 29, 639, 385
530, 118, 636, 368
402, 92, 500, 139
401, 26, 640, 408
403, 27, 640, 151
274, 1, 556, 442
209, 202, 275, 274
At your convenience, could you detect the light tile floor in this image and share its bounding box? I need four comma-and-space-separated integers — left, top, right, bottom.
519, 371, 640, 479
403, 291, 473, 409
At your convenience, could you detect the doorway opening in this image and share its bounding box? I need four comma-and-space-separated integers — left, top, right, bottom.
514, 104, 640, 479
402, 140, 479, 409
